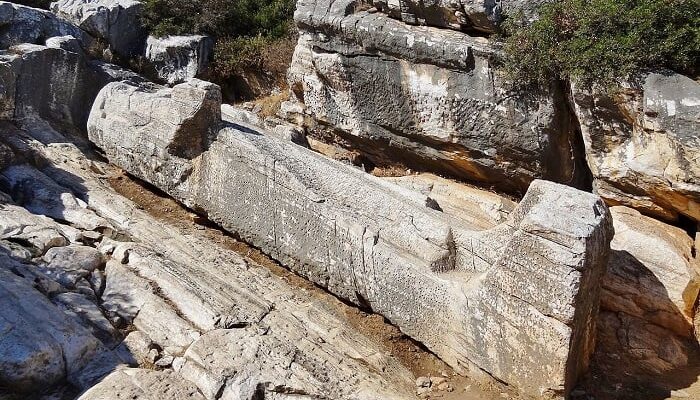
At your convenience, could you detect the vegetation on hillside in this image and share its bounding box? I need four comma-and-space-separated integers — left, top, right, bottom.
501, 0, 700, 88
141, 0, 296, 85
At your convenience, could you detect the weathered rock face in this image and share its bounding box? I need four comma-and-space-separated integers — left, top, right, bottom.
384, 173, 517, 230
0, 169, 123, 394
0, 43, 146, 133
0, 262, 113, 392
1, 121, 419, 399
572, 72, 700, 222
145, 35, 213, 85
369, 0, 546, 33
286, 0, 588, 194
598, 206, 700, 373
77, 368, 206, 400
88, 79, 614, 398
0, 1, 94, 51
50, 0, 146, 58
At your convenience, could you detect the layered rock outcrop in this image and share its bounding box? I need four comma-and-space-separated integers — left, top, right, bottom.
88, 78, 614, 398
0, 121, 419, 399
572, 72, 700, 222
285, 0, 588, 194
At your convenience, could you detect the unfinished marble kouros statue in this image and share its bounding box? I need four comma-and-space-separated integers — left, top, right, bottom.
88, 79, 614, 399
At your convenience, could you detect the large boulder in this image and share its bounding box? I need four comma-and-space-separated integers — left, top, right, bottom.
88, 79, 614, 398
50, 0, 146, 58
0, 43, 145, 133
0, 1, 94, 51
145, 35, 214, 85
572, 72, 700, 222
597, 206, 700, 373
286, 0, 589, 195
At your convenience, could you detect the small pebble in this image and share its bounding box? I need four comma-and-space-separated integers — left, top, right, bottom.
416, 376, 431, 388
436, 382, 451, 391
147, 348, 159, 363
155, 355, 174, 367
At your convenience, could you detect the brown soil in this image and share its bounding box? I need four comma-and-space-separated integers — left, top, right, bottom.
107, 170, 515, 400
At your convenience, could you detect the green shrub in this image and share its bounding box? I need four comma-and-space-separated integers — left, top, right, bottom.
502, 0, 700, 88
141, 0, 296, 84
141, 0, 295, 40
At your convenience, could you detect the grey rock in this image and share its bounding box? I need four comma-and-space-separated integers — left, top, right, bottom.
44, 244, 104, 272
288, 1, 587, 194
1, 164, 112, 232
0, 1, 94, 51
103, 258, 201, 355
0, 255, 116, 392
90, 268, 105, 296
0, 41, 147, 134
115, 331, 155, 366
88, 79, 614, 398
77, 368, 206, 400
154, 355, 173, 367
145, 35, 213, 85
571, 72, 700, 222
0, 141, 13, 169
50, 0, 146, 58
54, 292, 117, 344
0, 44, 101, 133
0, 200, 71, 256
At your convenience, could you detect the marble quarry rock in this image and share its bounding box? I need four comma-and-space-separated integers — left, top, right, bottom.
572, 72, 700, 223
88, 79, 615, 398
0, 42, 146, 134
0, 121, 418, 399
285, 0, 589, 194
597, 206, 700, 373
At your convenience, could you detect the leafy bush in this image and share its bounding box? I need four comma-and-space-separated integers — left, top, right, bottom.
502, 0, 700, 88
141, 0, 296, 88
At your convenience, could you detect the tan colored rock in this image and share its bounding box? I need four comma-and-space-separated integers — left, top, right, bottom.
604, 206, 700, 337
572, 72, 700, 222
596, 206, 700, 375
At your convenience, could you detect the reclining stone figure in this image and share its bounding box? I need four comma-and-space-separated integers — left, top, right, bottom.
88, 79, 614, 399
